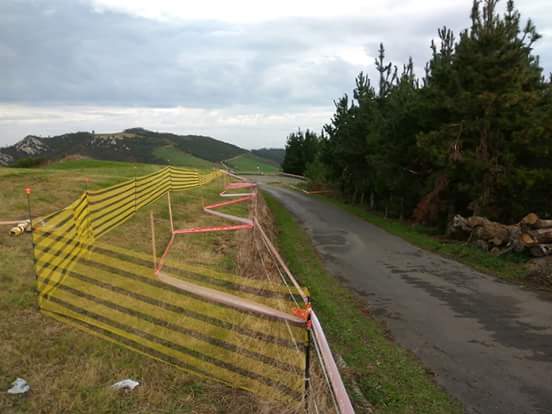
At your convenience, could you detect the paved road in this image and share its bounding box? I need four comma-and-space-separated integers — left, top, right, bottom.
261, 184, 552, 414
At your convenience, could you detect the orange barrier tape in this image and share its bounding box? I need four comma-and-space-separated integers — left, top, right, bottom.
174, 224, 253, 234
156, 178, 256, 274
205, 196, 253, 210
226, 182, 257, 190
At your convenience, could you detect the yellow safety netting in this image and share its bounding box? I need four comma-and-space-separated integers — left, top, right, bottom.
32, 167, 307, 405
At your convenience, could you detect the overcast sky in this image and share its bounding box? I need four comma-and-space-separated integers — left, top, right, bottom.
1, 0, 551, 149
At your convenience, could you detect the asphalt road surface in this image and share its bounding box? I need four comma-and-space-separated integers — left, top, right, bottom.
260, 183, 552, 414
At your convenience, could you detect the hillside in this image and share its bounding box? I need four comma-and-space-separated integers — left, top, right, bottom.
153, 145, 214, 168
251, 148, 285, 165
225, 153, 281, 173
0, 128, 245, 166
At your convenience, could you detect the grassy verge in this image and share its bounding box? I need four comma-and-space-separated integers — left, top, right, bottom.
313, 195, 529, 283
264, 192, 462, 414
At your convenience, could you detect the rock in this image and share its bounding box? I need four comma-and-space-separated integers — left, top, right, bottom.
15, 136, 48, 155
0, 152, 14, 166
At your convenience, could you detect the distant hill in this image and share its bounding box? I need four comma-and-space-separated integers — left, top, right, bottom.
225, 153, 281, 174
0, 128, 246, 166
251, 148, 285, 165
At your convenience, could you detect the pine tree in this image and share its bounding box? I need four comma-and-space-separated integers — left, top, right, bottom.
418, 0, 544, 222
285, 0, 550, 227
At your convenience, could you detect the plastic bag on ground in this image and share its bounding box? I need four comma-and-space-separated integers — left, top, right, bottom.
111, 379, 139, 391
7, 378, 30, 394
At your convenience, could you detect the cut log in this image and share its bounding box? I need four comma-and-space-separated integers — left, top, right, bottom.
450, 213, 552, 255
509, 226, 525, 253
450, 215, 471, 233
536, 219, 552, 229
521, 213, 539, 227
520, 213, 552, 231
529, 244, 552, 257
469, 218, 511, 246
449, 214, 523, 252
520, 229, 552, 246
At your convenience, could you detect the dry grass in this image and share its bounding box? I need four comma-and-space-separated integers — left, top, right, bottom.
0, 168, 278, 413
0, 163, 327, 413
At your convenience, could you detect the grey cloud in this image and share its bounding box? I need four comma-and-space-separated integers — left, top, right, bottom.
0, 0, 550, 113
0, 0, 362, 108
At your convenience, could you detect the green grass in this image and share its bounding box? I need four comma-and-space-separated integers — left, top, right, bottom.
153, 146, 214, 169
46, 159, 153, 170
45, 159, 163, 186
225, 153, 280, 174
315, 195, 529, 283
264, 191, 463, 414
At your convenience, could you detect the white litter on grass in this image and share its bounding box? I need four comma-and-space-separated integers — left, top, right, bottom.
111, 379, 139, 391
7, 378, 30, 394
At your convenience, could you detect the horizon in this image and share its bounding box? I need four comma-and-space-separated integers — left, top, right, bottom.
1, 0, 551, 149
1, 127, 284, 151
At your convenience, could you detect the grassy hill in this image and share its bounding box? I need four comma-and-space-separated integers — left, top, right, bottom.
251, 148, 285, 165
153, 146, 213, 169
0, 128, 245, 167
225, 153, 280, 174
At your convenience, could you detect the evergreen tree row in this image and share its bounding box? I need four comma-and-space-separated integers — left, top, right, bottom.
282, 0, 552, 227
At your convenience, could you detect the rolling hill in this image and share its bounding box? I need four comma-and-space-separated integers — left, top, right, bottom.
225, 153, 281, 173
0, 128, 246, 167
251, 148, 285, 165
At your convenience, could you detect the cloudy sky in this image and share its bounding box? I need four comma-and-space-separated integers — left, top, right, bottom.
0, 0, 551, 149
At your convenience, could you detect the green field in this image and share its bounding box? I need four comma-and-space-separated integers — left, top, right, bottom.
153, 145, 214, 169
225, 153, 280, 174
45, 159, 162, 183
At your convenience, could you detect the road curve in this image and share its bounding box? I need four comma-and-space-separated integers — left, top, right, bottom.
262, 184, 552, 414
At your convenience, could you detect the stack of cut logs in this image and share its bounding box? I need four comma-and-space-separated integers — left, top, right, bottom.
450, 213, 552, 257
519, 213, 552, 257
